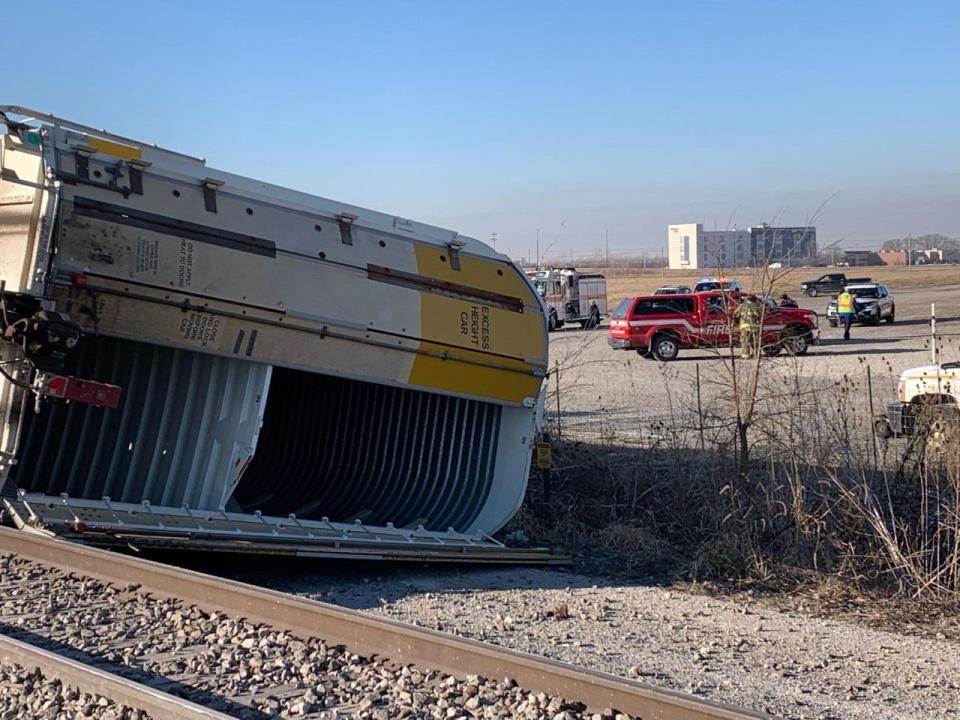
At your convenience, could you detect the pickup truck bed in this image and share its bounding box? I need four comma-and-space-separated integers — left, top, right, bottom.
799, 273, 871, 297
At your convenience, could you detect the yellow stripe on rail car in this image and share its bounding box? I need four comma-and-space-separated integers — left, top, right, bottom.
408, 243, 547, 404
87, 137, 142, 161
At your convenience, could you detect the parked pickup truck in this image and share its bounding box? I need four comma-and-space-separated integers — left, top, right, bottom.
607, 291, 819, 361
799, 273, 871, 297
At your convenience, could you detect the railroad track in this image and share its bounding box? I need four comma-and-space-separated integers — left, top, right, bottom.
0, 632, 230, 719
0, 526, 769, 719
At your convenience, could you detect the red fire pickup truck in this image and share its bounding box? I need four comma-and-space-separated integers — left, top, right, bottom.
607, 291, 819, 361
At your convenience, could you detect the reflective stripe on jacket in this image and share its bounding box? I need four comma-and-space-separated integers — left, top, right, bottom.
837, 292, 855, 315
738, 302, 761, 329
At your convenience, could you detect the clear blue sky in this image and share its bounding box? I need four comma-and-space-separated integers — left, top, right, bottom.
5, 1, 958, 260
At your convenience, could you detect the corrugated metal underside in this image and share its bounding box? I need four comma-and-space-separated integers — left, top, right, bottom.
235, 367, 501, 531
11, 337, 501, 533
11, 337, 270, 510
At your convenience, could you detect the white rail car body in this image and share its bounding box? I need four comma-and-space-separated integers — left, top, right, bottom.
0, 106, 549, 558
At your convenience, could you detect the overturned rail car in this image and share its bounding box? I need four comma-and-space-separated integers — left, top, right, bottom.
0, 106, 555, 562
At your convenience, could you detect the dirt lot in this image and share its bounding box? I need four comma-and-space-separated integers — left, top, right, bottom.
549, 278, 960, 437
599, 264, 960, 306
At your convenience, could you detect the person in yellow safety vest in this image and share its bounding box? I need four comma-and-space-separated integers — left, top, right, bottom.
837, 288, 856, 341
737, 296, 762, 358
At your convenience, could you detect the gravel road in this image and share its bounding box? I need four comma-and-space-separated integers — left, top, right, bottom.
0, 659, 151, 719
251, 565, 960, 720
0, 553, 637, 720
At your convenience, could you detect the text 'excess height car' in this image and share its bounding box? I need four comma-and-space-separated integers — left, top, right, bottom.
607, 292, 819, 361
825, 283, 895, 326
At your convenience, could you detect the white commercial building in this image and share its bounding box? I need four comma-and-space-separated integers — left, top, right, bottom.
668, 223, 751, 270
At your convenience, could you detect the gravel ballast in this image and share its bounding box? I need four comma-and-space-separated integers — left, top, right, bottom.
0, 659, 151, 719
0, 553, 638, 719
252, 565, 960, 720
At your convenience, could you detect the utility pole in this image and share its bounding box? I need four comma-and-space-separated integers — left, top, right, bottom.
490, 232, 497, 251
536, 228, 540, 269
605, 229, 609, 267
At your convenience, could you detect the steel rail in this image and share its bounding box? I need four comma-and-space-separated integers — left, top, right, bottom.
0, 527, 770, 720
54, 531, 572, 563
0, 633, 232, 720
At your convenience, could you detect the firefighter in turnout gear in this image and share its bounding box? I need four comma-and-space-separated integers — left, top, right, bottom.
737, 296, 763, 358
837, 289, 856, 340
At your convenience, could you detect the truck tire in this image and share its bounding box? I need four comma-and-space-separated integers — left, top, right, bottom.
920, 404, 960, 460
651, 334, 680, 362
636, 348, 653, 359
548, 311, 558, 332
886, 305, 895, 324
828, 319, 838, 327
783, 329, 810, 356
807, 287, 818, 298
874, 418, 894, 440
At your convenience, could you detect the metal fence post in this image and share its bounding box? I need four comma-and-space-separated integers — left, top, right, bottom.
536, 434, 552, 505
931, 302, 938, 366
696, 363, 705, 450
555, 361, 561, 439
867, 365, 878, 468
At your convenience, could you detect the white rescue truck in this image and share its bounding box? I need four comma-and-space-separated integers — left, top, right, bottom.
878, 361, 960, 453
532, 268, 607, 331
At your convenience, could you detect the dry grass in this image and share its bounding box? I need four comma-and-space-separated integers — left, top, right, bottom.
593, 264, 960, 306
511, 357, 960, 603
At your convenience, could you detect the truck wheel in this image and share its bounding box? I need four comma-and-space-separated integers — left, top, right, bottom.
783, 330, 810, 356
548, 312, 558, 332
874, 418, 894, 440
807, 287, 818, 298
580, 306, 600, 329
886, 306, 895, 324
828, 319, 838, 328
920, 405, 960, 460
652, 334, 680, 362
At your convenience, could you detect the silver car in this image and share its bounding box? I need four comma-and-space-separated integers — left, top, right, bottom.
826, 283, 895, 326
653, 285, 692, 295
